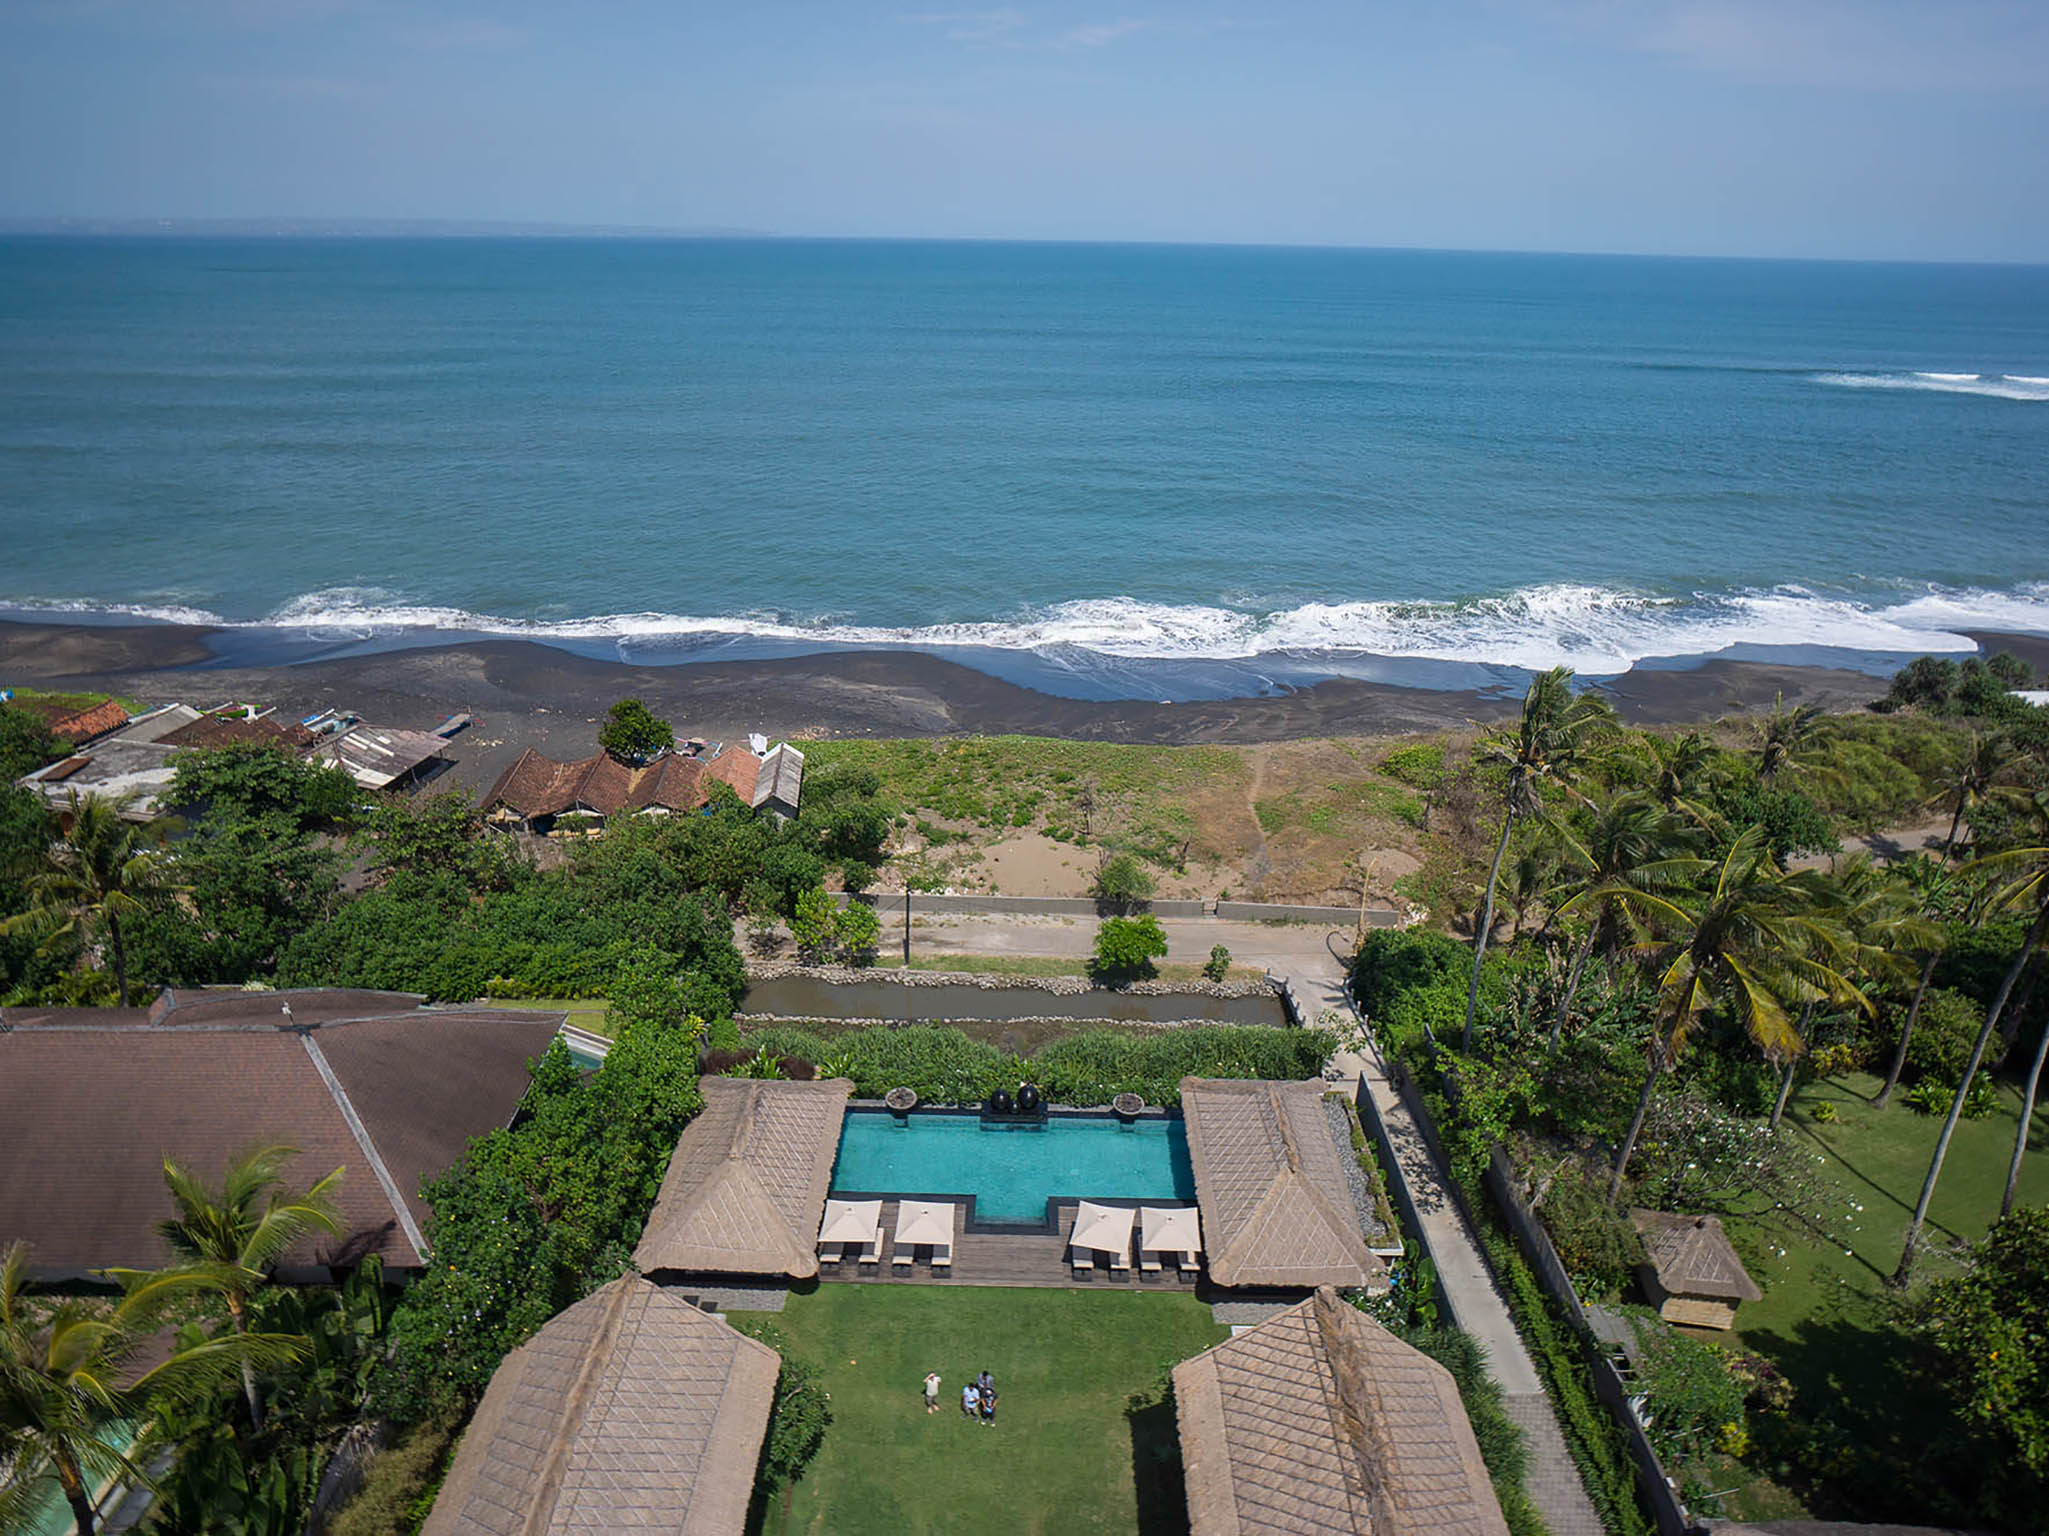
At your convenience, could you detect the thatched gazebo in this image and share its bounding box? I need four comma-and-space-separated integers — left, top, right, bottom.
1174, 1286, 1510, 1534
633, 1076, 852, 1279
1630, 1209, 1763, 1330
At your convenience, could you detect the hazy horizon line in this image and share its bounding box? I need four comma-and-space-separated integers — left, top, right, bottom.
2, 217, 2045, 269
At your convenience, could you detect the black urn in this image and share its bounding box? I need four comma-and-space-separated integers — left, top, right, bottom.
990, 1089, 1015, 1115
1016, 1082, 1042, 1115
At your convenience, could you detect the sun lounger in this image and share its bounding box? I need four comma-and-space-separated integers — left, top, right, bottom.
1140, 1250, 1163, 1273
932, 1244, 951, 1270
858, 1235, 882, 1266
819, 1241, 845, 1265
1109, 1246, 1130, 1272
1071, 1248, 1093, 1275
1178, 1250, 1199, 1274
893, 1245, 915, 1268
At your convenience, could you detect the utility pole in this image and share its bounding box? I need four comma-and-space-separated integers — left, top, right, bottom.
903, 888, 912, 965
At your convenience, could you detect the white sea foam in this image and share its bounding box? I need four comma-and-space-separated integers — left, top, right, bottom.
1813, 370, 2049, 402
13, 582, 2047, 676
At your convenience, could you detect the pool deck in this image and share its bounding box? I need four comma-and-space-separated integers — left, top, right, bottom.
817, 1199, 1206, 1291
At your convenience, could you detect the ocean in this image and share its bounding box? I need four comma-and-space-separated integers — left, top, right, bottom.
3, 237, 2046, 700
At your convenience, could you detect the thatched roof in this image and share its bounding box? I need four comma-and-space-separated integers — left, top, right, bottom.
1173, 1287, 1509, 1536
421, 1277, 778, 1536
633, 1077, 852, 1278
1631, 1210, 1763, 1302
1179, 1078, 1384, 1289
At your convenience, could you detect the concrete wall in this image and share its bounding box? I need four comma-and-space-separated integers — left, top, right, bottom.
837, 892, 1394, 924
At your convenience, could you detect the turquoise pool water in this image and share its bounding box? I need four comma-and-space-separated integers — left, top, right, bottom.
830, 1109, 1194, 1225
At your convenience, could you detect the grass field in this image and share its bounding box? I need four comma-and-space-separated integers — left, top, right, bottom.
1707, 1069, 2049, 1520
736, 1285, 1228, 1536
485, 995, 613, 1036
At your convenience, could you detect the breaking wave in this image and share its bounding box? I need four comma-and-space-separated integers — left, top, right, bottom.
12, 582, 2049, 676
1812, 370, 2049, 402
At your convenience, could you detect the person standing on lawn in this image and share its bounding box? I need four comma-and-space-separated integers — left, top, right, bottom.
923, 1371, 942, 1414
961, 1381, 980, 1420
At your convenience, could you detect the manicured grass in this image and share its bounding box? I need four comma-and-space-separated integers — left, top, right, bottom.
485, 995, 613, 1036
739, 1284, 1228, 1536
1709, 1069, 2049, 1521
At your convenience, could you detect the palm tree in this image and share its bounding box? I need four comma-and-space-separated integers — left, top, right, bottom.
0, 793, 170, 1005
1604, 825, 1863, 1199
1548, 791, 1706, 1047
1751, 693, 1830, 785
0, 1241, 301, 1536
1625, 729, 1719, 823
1930, 732, 2020, 863
134, 1146, 343, 1433
1462, 667, 1616, 1051
1874, 857, 1956, 1110
1895, 797, 2049, 1280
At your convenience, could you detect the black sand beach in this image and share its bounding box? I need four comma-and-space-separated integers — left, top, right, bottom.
0, 617, 1929, 800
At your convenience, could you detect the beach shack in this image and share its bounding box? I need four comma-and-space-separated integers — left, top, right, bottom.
1630, 1209, 1763, 1330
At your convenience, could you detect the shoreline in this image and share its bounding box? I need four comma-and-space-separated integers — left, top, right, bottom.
0, 617, 1957, 803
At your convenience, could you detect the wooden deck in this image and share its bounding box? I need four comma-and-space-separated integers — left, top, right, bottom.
818, 1199, 1207, 1291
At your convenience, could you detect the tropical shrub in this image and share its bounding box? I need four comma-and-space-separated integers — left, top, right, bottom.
1904, 987, 1992, 1087
597, 698, 673, 764
1534, 1165, 1645, 1300
834, 899, 881, 965
1092, 914, 1168, 981
1379, 741, 1447, 790
1633, 1324, 1748, 1463
1091, 852, 1156, 909
1203, 943, 1231, 981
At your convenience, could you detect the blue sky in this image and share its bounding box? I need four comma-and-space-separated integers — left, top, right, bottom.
3, 0, 2046, 261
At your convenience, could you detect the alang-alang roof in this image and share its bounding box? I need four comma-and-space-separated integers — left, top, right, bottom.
1174, 1287, 1509, 1536
421, 1277, 779, 1536
633, 1077, 852, 1278
1178, 1077, 1384, 1290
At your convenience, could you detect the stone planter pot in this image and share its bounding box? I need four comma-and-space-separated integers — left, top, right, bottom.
1112, 1092, 1145, 1119
885, 1086, 918, 1114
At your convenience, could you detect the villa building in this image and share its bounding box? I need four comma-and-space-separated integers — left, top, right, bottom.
479, 736, 804, 834
0, 989, 563, 1281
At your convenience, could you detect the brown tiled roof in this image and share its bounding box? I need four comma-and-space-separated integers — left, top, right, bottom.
628, 752, 707, 811
159, 713, 315, 752
51, 700, 131, 744
1179, 1078, 1385, 1290
633, 1077, 852, 1278
146, 987, 429, 1026
484, 748, 720, 821
422, 1277, 778, 1536
1173, 1287, 1509, 1536
1630, 1210, 1763, 1302
0, 998, 561, 1279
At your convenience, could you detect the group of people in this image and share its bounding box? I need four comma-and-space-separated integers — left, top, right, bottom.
922, 1368, 999, 1425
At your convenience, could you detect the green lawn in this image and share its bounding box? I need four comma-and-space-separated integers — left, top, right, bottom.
1708, 1069, 2049, 1521
736, 1284, 1228, 1536
486, 996, 613, 1036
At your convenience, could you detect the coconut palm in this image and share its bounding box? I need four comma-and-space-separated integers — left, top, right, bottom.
1623, 729, 1720, 822
1462, 667, 1616, 1051
1751, 694, 1831, 784
1874, 857, 1956, 1110
131, 1146, 343, 1433
1547, 791, 1707, 1047
1930, 731, 2022, 864
1604, 825, 1864, 1199
1895, 796, 2049, 1280
0, 792, 169, 1005
0, 1241, 302, 1536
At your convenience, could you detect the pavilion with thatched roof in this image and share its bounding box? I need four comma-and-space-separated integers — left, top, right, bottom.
1178, 1077, 1386, 1291
420, 1277, 778, 1536
1630, 1209, 1763, 1330
633, 1076, 852, 1279
1174, 1286, 1510, 1536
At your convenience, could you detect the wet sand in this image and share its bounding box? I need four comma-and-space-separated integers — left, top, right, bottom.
0, 617, 1918, 798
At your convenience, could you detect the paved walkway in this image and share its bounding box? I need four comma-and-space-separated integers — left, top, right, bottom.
901, 909, 1607, 1536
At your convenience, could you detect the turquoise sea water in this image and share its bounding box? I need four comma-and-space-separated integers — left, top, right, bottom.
3, 238, 2046, 695
829, 1109, 1195, 1225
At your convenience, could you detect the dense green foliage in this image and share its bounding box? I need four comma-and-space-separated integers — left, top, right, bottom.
1902, 1207, 2049, 1528
1090, 851, 1155, 908
597, 698, 674, 764
378, 1024, 705, 1422
1632, 1324, 1748, 1463
732, 1022, 1334, 1106
0, 702, 61, 781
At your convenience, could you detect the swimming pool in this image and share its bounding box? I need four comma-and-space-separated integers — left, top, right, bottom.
829, 1108, 1195, 1225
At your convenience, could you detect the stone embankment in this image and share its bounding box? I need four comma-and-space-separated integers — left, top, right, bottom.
743, 960, 1279, 1000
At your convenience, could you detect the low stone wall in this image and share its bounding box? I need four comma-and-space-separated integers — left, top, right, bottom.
835, 892, 1398, 924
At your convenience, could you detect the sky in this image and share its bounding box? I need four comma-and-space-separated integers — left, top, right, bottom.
2, 0, 2047, 262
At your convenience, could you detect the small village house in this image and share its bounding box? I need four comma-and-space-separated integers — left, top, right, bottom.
1630, 1209, 1763, 1330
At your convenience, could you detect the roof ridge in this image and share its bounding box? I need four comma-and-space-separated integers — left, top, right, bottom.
298, 1033, 429, 1262
521, 1279, 636, 1536
1313, 1289, 1392, 1527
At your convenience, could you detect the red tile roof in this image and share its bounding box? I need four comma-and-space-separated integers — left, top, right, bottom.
51, 700, 131, 744
483, 749, 714, 820
703, 749, 759, 804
